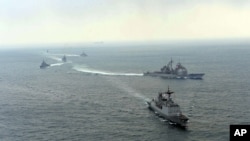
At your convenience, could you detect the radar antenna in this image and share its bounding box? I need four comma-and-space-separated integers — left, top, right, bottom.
165, 86, 174, 98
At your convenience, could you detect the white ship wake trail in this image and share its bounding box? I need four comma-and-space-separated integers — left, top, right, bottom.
46, 55, 73, 63
47, 56, 62, 61
72, 65, 143, 76
48, 53, 79, 57
50, 63, 64, 66
72, 64, 148, 102
105, 77, 150, 102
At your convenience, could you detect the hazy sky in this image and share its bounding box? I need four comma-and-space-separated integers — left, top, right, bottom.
1, 0, 250, 46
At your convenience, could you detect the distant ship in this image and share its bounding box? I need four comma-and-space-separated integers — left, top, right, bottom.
40, 60, 50, 69
147, 86, 189, 128
80, 51, 87, 57
144, 59, 204, 79
62, 55, 67, 62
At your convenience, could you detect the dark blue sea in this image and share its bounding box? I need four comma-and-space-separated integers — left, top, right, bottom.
0, 42, 250, 141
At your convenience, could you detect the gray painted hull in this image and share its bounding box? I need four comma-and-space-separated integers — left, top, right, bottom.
144, 72, 204, 79
147, 101, 188, 127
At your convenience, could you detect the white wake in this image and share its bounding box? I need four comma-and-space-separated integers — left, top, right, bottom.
72, 65, 143, 76
50, 63, 64, 66
72, 64, 148, 101
106, 77, 150, 102
47, 56, 62, 61
46, 54, 72, 64
48, 53, 79, 57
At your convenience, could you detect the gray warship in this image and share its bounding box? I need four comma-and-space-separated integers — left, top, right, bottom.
40, 60, 50, 69
62, 55, 67, 62
80, 51, 87, 57
147, 87, 189, 128
144, 59, 204, 79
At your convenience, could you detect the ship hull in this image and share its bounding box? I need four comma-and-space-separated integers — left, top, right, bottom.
144, 72, 204, 79
40, 66, 49, 69
143, 72, 177, 79
147, 101, 188, 128
40, 64, 50, 69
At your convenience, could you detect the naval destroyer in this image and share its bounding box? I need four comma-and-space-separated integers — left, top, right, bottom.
144, 59, 204, 79
147, 86, 189, 128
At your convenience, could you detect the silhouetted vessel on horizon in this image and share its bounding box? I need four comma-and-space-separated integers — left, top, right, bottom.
144, 59, 204, 79
40, 60, 50, 69
62, 55, 67, 62
147, 86, 189, 128
80, 51, 87, 57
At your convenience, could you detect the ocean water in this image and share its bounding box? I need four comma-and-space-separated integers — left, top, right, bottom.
0, 43, 250, 141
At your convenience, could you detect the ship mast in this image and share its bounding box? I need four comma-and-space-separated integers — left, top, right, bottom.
165, 86, 174, 98
170, 58, 173, 72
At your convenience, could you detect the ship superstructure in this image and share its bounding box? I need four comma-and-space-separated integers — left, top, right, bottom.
144, 59, 204, 79
80, 51, 87, 57
40, 60, 50, 69
147, 87, 189, 127
62, 55, 67, 62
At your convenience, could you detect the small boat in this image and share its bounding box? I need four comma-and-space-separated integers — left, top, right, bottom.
40, 60, 50, 69
62, 55, 67, 62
